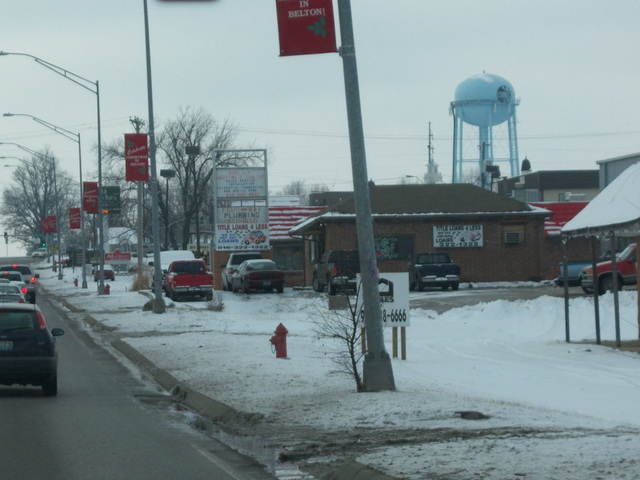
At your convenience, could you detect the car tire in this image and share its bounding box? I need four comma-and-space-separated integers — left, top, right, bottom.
243, 281, 250, 294
171, 291, 179, 302
205, 291, 213, 301
451, 282, 460, 291
222, 280, 227, 291
276, 287, 284, 294
312, 276, 324, 293
42, 376, 58, 397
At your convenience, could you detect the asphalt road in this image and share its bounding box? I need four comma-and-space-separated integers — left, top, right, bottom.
0, 293, 277, 480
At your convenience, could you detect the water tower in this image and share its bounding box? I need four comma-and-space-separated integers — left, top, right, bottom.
450, 73, 520, 188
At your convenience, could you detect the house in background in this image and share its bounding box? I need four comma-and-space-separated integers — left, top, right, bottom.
495, 169, 599, 202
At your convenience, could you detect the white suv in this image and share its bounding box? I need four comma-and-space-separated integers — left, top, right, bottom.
31, 248, 48, 259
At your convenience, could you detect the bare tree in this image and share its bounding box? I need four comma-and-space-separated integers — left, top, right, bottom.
278, 180, 330, 205
156, 106, 259, 250
311, 290, 365, 392
0, 150, 77, 251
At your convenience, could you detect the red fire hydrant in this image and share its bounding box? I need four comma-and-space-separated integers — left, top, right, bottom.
104, 283, 111, 295
270, 323, 288, 358
73, 277, 78, 287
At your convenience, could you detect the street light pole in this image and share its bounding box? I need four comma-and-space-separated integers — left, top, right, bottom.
0, 50, 105, 293
3, 112, 88, 288
143, 0, 166, 313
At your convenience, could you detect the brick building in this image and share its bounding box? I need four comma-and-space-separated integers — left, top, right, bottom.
291, 183, 559, 284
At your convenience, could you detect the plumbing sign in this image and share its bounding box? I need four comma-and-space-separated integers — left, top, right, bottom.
356, 272, 410, 328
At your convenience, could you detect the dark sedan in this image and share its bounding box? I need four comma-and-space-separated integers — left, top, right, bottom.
231, 259, 284, 294
0, 303, 64, 396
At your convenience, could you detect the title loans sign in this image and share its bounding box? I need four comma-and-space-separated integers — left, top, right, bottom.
433, 225, 484, 248
275, 0, 337, 56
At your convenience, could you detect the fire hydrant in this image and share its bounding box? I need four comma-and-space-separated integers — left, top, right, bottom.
73, 277, 78, 287
270, 323, 288, 359
104, 283, 111, 295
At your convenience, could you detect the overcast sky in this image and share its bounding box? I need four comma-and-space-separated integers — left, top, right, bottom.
1, 0, 639, 197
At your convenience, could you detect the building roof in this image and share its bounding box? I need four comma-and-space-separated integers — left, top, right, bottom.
269, 205, 325, 240
562, 162, 640, 236
291, 184, 549, 235
529, 202, 589, 236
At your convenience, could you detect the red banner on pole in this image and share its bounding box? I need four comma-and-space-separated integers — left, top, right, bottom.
124, 133, 150, 181
69, 208, 81, 229
40, 216, 57, 234
275, 0, 337, 56
83, 182, 99, 213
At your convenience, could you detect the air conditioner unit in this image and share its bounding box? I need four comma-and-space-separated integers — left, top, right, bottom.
504, 231, 521, 244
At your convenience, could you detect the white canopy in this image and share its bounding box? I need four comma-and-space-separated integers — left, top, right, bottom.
562, 162, 640, 236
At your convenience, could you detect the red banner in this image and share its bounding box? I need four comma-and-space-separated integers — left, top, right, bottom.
124, 133, 150, 181
69, 208, 81, 229
83, 182, 99, 213
40, 216, 57, 234
275, 0, 337, 56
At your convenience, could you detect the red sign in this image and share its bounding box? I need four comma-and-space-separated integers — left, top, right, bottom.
83, 182, 99, 213
69, 208, 81, 229
40, 216, 57, 234
104, 249, 132, 264
275, 0, 337, 56
124, 133, 150, 182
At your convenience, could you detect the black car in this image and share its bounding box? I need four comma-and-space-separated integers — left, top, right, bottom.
220, 252, 263, 291
0, 303, 64, 396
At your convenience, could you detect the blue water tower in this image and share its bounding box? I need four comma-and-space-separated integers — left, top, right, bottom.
450, 73, 520, 188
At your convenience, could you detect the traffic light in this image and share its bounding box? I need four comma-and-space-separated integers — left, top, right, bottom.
41, 241, 47, 247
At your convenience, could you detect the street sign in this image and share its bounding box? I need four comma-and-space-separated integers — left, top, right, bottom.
104, 249, 131, 265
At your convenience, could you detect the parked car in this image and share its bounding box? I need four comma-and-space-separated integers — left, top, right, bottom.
221, 251, 263, 291
231, 259, 284, 294
0, 284, 26, 303
554, 261, 591, 287
312, 250, 360, 295
31, 247, 48, 259
581, 243, 637, 295
163, 259, 213, 302
92, 264, 115, 282
0, 264, 38, 304
410, 252, 461, 291
0, 303, 64, 396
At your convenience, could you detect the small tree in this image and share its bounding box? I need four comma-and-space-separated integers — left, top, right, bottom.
311, 288, 365, 392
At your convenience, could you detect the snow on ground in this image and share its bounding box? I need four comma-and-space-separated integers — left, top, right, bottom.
38, 264, 640, 480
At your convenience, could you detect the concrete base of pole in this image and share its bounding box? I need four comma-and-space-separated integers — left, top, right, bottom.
153, 297, 166, 314
363, 352, 396, 392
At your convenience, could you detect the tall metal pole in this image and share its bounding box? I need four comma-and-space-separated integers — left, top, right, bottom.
337, 0, 395, 391
143, 0, 166, 313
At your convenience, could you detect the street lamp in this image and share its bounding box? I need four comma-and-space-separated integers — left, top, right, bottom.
3, 112, 88, 288
0, 142, 61, 276
405, 175, 425, 184
0, 50, 105, 293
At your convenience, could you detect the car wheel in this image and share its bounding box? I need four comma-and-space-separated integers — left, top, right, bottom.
276, 287, 283, 294
417, 279, 424, 292
598, 275, 618, 295
42, 376, 58, 397
205, 291, 213, 301
312, 276, 324, 292
451, 282, 460, 291
243, 281, 250, 294
171, 291, 179, 302
222, 280, 227, 291
328, 283, 337, 296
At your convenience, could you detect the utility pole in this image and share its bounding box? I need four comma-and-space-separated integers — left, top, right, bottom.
337, 0, 395, 391
130, 116, 146, 284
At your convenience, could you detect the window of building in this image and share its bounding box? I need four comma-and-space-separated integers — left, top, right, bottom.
274, 245, 304, 271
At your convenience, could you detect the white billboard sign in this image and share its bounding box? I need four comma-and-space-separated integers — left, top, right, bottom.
215, 167, 268, 199
356, 272, 410, 328
433, 224, 483, 248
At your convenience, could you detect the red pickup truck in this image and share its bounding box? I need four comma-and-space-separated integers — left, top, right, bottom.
580, 243, 637, 295
163, 259, 214, 302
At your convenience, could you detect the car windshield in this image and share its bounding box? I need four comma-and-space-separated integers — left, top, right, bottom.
617, 244, 636, 261
0, 310, 35, 332
0, 285, 21, 295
